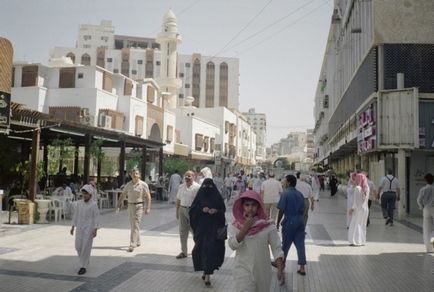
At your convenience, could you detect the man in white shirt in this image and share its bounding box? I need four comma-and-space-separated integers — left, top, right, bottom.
296, 172, 314, 227
168, 170, 182, 204
175, 170, 200, 259
416, 173, 434, 253
223, 174, 233, 202
378, 169, 400, 226
260, 172, 283, 222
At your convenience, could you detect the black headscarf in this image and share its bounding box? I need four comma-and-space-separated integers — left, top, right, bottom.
189, 178, 226, 234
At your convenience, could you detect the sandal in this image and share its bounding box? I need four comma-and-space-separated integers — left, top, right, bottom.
175, 252, 187, 259
297, 269, 306, 276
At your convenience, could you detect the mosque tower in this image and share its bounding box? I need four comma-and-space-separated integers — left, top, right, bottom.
156, 9, 182, 109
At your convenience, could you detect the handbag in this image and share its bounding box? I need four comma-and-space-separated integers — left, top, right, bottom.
216, 224, 228, 240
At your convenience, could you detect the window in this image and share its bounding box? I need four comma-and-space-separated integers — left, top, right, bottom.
185, 63, 191, 68
107, 58, 113, 62
66, 52, 75, 63
156, 61, 161, 66
124, 79, 133, 96
83, 44, 91, 49
323, 95, 329, 109
78, 73, 84, 79
21, 66, 38, 87
195, 134, 204, 151
192, 58, 201, 107
132, 70, 137, 75
147, 86, 155, 103
179, 94, 184, 98
203, 136, 209, 152
166, 125, 174, 143
113, 69, 119, 73
59, 68, 76, 88
135, 116, 144, 136
225, 121, 229, 134
81, 53, 91, 65
219, 62, 228, 107
185, 83, 190, 88
210, 138, 215, 153
137, 60, 143, 64
101, 36, 108, 42
205, 62, 215, 107
83, 35, 91, 41
102, 71, 113, 92
97, 48, 105, 67
179, 72, 184, 78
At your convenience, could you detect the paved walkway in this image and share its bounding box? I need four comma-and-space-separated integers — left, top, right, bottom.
0, 191, 432, 292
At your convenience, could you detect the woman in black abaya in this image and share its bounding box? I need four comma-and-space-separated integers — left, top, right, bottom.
189, 178, 226, 287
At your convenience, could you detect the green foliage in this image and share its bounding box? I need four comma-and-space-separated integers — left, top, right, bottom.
164, 157, 191, 176
126, 151, 142, 172
48, 138, 76, 175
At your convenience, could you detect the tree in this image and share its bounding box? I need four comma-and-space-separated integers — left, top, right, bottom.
48, 138, 76, 175
164, 157, 191, 176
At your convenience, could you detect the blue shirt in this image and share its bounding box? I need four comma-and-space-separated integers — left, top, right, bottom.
277, 187, 305, 228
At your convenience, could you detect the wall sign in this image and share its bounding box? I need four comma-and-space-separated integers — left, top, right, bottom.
357, 102, 377, 153
0, 91, 11, 127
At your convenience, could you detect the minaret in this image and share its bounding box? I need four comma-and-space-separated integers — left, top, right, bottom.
156, 9, 182, 109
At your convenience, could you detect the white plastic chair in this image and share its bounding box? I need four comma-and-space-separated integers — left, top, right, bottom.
98, 191, 110, 209
49, 199, 65, 222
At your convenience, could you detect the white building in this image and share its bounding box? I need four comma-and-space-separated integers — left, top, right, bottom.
243, 108, 266, 162
51, 21, 240, 111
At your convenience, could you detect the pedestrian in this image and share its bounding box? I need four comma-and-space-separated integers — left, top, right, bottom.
260, 172, 283, 223
168, 170, 182, 204
224, 174, 234, 202
329, 175, 338, 196
70, 185, 100, 275
88, 179, 98, 202
234, 175, 246, 196
296, 172, 314, 228
348, 173, 369, 246
312, 174, 320, 201
189, 178, 226, 287
116, 168, 151, 252
378, 169, 400, 226
416, 173, 434, 253
175, 170, 200, 259
213, 172, 224, 196
277, 175, 307, 275
366, 174, 376, 226
198, 167, 213, 184
346, 173, 356, 229
229, 190, 285, 290
319, 175, 325, 191
252, 173, 264, 194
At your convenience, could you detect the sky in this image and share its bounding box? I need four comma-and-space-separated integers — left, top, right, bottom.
0, 0, 333, 146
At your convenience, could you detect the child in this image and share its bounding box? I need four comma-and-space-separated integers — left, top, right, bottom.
228, 190, 284, 291
70, 185, 100, 275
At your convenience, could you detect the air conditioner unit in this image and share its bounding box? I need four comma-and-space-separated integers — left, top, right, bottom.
99, 115, 112, 129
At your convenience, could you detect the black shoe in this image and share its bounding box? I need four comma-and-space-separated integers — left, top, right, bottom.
78, 268, 86, 275
176, 252, 187, 259
389, 221, 394, 226
385, 218, 391, 225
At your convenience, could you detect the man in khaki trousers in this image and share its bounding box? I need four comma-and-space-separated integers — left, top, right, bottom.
116, 169, 151, 252
175, 170, 200, 259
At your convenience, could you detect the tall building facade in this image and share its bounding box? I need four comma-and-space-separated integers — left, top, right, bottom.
51, 21, 240, 110
243, 108, 266, 162
313, 0, 434, 217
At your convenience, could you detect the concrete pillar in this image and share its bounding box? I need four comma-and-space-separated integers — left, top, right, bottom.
83, 134, 92, 184
397, 149, 406, 220
29, 129, 40, 202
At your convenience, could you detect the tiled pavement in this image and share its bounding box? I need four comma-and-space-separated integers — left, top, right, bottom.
0, 191, 432, 292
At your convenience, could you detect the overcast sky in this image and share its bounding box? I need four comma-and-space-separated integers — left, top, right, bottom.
0, 0, 333, 146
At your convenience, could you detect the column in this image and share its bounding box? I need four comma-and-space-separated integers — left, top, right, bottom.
118, 140, 126, 186
397, 149, 406, 220
141, 146, 147, 180
83, 134, 91, 184
29, 128, 40, 202
73, 144, 79, 177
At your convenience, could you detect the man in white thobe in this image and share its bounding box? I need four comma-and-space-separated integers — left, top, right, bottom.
416, 173, 434, 253
296, 172, 314, 227
168, 170, 182, 204
70, 185, 100, 275
260, 172, 283, 223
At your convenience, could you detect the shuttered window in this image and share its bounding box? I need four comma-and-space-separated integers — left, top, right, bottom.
59, 68, 76, 88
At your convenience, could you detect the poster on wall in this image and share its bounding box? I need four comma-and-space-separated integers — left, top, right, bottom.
0, 91, 11, 128
357, 102, 377, 154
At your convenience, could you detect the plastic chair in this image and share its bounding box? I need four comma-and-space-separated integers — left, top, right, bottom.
49, 199, 65, 222
98, 191, 110, 209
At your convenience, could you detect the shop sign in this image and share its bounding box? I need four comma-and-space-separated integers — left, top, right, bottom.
0, 91, 11, 127
357, 102, 376, 153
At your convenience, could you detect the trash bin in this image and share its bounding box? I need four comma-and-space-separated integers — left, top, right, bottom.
16, 199, 35, 225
